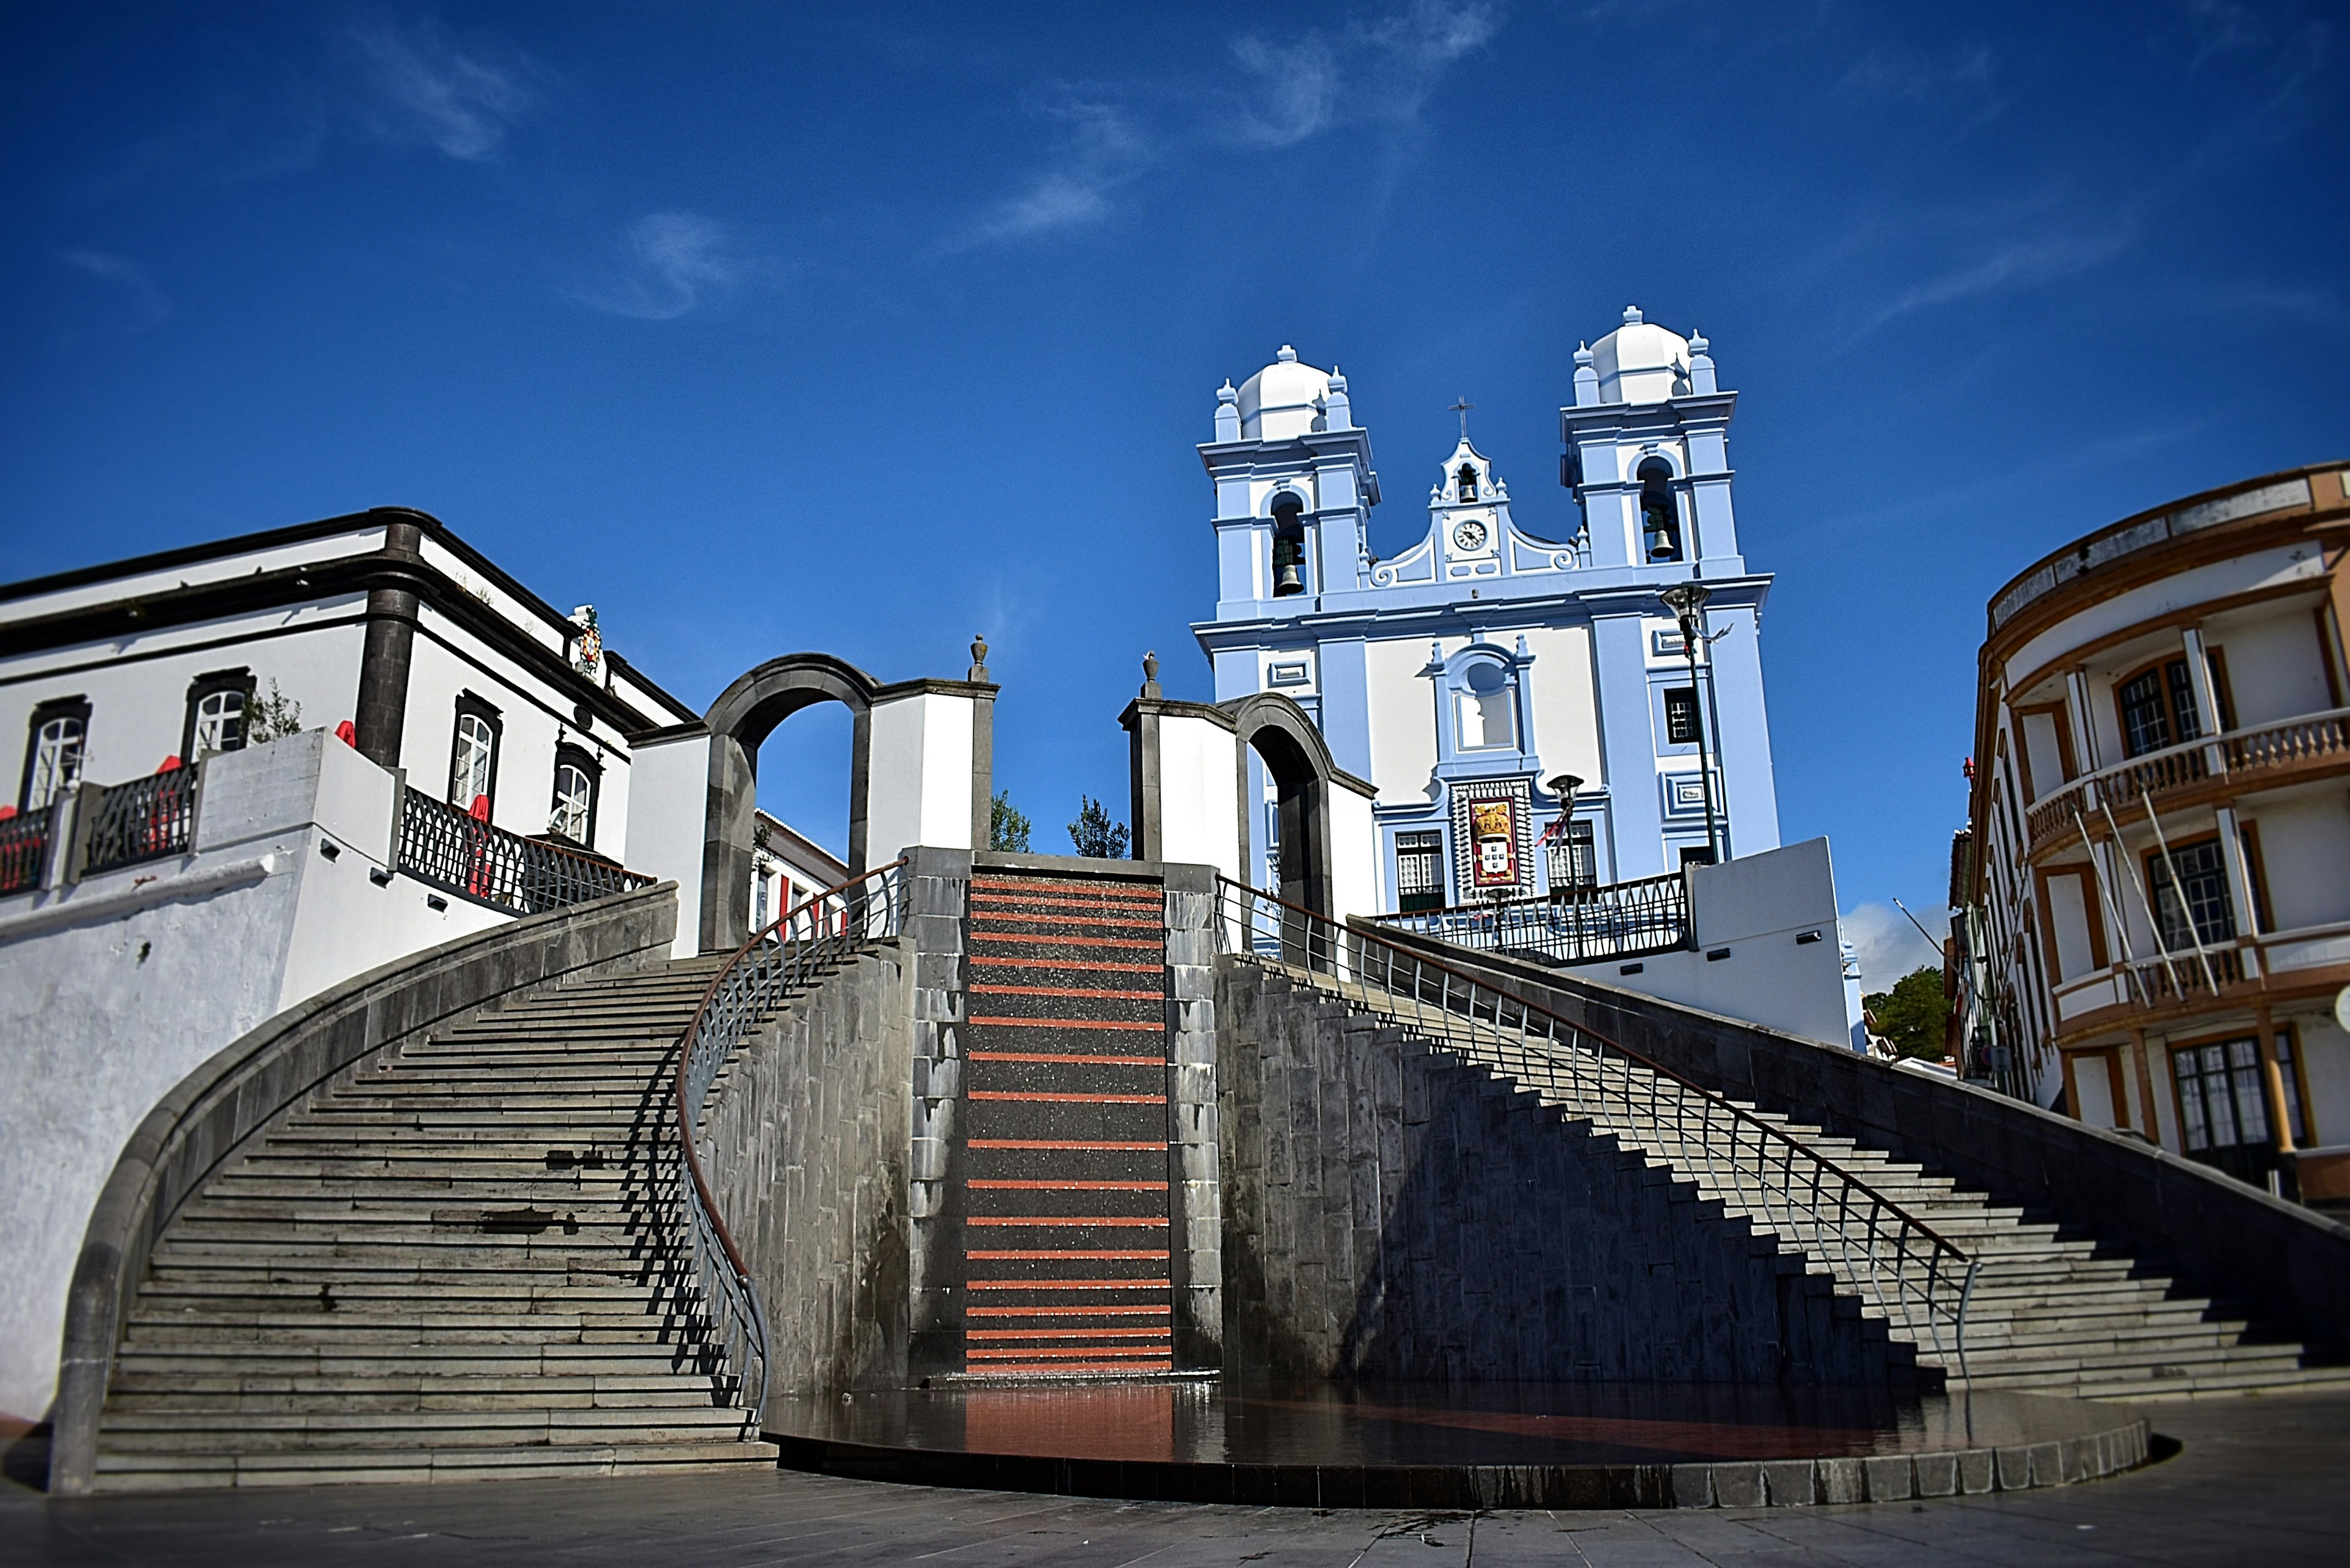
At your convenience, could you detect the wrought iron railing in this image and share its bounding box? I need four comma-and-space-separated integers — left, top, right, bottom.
81, 769, 200, 877
1218, 878, 1979, 1381
1370, 869, 1691, 968
397, 786, 653, 914
0, 807, 51, 894
673, 860, 907, 1428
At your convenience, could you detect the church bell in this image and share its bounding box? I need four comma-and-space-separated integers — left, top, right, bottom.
1272, 534, 1305, 597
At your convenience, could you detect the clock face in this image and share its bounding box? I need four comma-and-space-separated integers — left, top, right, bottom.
1453, 520, 1488, 551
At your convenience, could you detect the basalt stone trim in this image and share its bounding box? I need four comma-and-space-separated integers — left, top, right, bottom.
902, 848, 971, 1380
769, 1411, 2153, 1509
51, 882, 680, 1494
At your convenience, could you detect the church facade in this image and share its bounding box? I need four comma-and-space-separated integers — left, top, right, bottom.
1191, 307, 1781, 913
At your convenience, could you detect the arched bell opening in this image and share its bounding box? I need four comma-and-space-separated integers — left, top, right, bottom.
698, 652, 881, 952
1269, 492, 1308, 598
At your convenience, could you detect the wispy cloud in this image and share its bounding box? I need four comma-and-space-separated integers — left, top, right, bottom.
1838, 42, 1997, 105
1228, 1, 1501, 145
1857, 225, 2136, 337
349, 15, 541, 160
57, 250, 171, 335
951, 2, 1499, 250
570, 213, 752, 321
948, 97, 1148, 250
1841, 902, 1947, 996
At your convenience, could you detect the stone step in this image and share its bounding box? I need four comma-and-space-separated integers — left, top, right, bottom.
87, 1437, 778, 1491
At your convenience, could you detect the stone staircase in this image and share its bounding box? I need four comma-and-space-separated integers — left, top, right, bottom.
88, 955, 783, 1490
1251, 955, 2350, 1403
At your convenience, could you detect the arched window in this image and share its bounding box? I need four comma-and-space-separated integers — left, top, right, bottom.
1457, 464, 1479, 501
548, 744, 599, 845
20, 699, 89, 812
182, 668, 255, 760
447, 695, 502, 814
1638, 460, 1682, 562
1270, 492, 1307, 597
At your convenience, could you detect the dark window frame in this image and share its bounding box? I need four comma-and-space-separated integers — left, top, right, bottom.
548, 741, 602, 847
1395, 829, 1444, 913
1663, 685, 1701, 746
180, 666, 256, 762
2144, 834, 2236, 950
19, 695, 92, 813
447, 692, 504, 815
2114, 654, 2203, 759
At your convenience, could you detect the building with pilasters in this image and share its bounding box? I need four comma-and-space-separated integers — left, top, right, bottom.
1190, 307, 1781, 913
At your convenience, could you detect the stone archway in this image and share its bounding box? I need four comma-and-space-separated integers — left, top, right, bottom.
1222, 690, 1344, 919
699, 652, 881, 952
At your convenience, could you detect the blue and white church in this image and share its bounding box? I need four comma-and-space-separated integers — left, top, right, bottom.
1190, 306, 1782, 914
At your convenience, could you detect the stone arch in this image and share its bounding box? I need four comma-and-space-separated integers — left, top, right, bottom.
699, 652, 882, 951
1222, 690, 1342, 918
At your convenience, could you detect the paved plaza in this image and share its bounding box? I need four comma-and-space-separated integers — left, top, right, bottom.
7, 1391, 2346, 1566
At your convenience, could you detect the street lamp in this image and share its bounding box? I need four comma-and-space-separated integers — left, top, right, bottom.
1657, 581, 1721, 865
1545, 772, 1584, 892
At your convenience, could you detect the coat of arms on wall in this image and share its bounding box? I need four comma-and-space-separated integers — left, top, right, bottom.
1468, 797, 1519, 887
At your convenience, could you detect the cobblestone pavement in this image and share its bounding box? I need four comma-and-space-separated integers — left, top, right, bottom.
7, 1391, 2346, 1566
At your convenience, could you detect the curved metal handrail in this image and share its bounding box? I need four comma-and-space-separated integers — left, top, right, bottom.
672, 858, 907, 1427
1215, 876, 1979, 1381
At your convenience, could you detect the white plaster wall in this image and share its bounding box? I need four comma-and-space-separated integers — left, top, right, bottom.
1598, 838, 1849, 1048
2074, 1055, 2119, 1129
0, 527, 384, 622
2020, 711, 2067, 801
1326, 785, 1378, 925
1363, 637, 1438, 806
865, 692, 974, 864
1154, 714, 1242, 886
2297, 1014, 2350, 1150
0, 613, 368, 805
2003, 542, 2328, 691
2251, 793, 2350, 934
0, 730, 505, 1422
401, 607, 633, 857
1520, 625, 1602, 792
625, 731, 710, 960
2209, 606, 2335, 729
2047, 872, 2095, 982
416, 536, 569, 658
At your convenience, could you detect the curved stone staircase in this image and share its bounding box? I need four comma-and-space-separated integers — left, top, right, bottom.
1250, 955, 2350, 1402
88, 956, 781, 1490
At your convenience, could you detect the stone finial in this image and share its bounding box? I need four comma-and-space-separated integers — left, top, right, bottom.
1276, 344, 1298, 362
1217, 379, 1237, 404
1573, 341, 1600, 409
1622, 304, 1643, 325
968, 634, 990, 682
1214, 378, 1242, 441
1140, 650, 1162, 699
1327, 365, 1347, 392
1688, 331, 1718, 395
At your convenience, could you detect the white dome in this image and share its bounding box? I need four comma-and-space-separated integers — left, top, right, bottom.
1236, 345, 1330, 440
1591, 308, 1690, 405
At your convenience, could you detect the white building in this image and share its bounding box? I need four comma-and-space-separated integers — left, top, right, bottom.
1960, 465, 2350, 1206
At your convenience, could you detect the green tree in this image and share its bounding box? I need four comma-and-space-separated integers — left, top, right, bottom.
1067, 795, 1129, 859
989, 790, 1031, 853
1863, 965, 1951, 1060
245, 679, 304, 744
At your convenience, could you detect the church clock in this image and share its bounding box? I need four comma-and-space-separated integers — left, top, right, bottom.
1452, 520, 1488, 551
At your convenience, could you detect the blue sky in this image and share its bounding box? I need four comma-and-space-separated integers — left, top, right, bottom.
4, 2, 2343, 987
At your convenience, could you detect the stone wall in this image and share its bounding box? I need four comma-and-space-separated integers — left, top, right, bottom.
1369, 922, 2350, 1361
696, 943, 914, 1397
1215, 959, 1901, 1387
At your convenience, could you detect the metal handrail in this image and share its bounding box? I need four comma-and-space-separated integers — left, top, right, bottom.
671, 858, 907, 1428
1371, 869, 1691, 967
397, 786, 654, 914
80, 767, 200, 876
1216, 876, 1980, 1382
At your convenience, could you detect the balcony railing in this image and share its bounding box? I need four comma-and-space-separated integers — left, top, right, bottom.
396, 786, 654, 914
2024, 706, 2350, 856
0, 808, 51, 895
80, 768, 200, 877
1370, 870, 1691, 968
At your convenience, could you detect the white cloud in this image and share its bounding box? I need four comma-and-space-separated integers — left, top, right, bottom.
1229, 1, 1501, 145
350, 15, 540, 160
1841, 901, 1949, 997
572, 213, 749, 321
58, 251, 171, 335
1851, 223, 2137, 340
949, 99, 1147, 250
1839, 43, 1997, 103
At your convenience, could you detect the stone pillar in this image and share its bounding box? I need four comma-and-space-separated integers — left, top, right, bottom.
352, 520, 422, 772
1164, 864, 1223, 1367
1122, 695, 1244, 885
901, 847, 971, 1379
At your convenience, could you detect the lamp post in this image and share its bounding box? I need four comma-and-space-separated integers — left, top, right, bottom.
1658, 581, 1720, 865
1545, 772, 1584, 890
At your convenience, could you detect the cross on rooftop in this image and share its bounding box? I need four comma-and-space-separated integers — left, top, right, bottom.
1449, 397, 1474, 441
